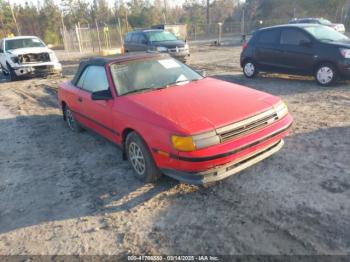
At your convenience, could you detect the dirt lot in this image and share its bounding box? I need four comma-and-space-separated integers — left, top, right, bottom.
0, 46, 349, 255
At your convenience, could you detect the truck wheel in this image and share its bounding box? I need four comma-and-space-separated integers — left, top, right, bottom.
1, 64, 9, 76
315, 63, 338, 86
9, 69, 18, 81
126, 132, 162, 183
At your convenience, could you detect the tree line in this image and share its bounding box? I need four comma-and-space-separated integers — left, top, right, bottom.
0, 0, 349, 45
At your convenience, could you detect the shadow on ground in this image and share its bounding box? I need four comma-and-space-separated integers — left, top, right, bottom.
0, 111, 349, 254
0, 113, 176, 235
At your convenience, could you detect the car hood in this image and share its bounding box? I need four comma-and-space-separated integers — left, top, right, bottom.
151, 40, 185, 48
7, 47, 51, 55
122, 77, 280, 134
326, 39, 350, 48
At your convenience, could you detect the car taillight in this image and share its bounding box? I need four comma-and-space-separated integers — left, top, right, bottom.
340, 48, 350, 58
242, 43, 248, 50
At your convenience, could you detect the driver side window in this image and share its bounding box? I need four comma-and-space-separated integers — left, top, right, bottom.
80, 66, 109, 93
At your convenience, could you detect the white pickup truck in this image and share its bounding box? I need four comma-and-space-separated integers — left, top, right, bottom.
0, 36, 62, 81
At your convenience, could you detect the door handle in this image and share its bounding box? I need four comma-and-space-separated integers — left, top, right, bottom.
77, 97, 83, 102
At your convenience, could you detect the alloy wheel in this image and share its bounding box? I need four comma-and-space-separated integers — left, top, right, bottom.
316, 66, 334, 85
65, 108, 76, 131
128, 142, 146, 176
244, 62, 255, 77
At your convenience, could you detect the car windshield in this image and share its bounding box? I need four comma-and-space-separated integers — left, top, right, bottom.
5, 38, 45, 50
145, 31, 177, 42
319, 19, 332, 25
304, 26, 348, 42
110, 57, 203, 96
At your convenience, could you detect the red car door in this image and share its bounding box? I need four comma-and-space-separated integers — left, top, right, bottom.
76, 65, 117, 142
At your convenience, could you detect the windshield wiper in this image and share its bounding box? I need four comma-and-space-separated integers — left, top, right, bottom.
122, 86, 169, 95
319, 38, 335, 42
122, 88, 154, 95
164, 78, 203, 88
122, 79, 200, 95
165, 79, 192, 87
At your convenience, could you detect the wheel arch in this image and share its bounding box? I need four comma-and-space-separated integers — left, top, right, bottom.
121, 127, 153, 161
121, 128, 136, 160
241, 57, 253, 68
313, 60, 338, 74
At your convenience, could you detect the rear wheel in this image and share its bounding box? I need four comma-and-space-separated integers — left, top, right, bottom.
315, 63, 338, 86
126, 132, 162, 183
243, 60, 258, 78
63, 105, 83, 132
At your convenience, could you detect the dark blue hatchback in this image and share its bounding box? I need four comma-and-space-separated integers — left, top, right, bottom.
124, 29, 190, 63
240, 24, 350, 86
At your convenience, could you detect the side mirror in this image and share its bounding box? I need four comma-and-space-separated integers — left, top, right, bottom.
91, 89, 113, 100
299, 39, 312, 47
196, 69, 207, 77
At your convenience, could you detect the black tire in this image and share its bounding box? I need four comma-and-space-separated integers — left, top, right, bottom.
315, 63, 338, 86
126, 132, 162, 183
63, 105, 84, 132
9, 69, 18, 81
242, 59, 258, 78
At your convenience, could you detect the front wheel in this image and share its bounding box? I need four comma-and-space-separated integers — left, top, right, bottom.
0, 64, 9, 76
126, 132, 162, 183
243, 60, 258, 78
315, 63, 338, 86
9, 69, 18, 81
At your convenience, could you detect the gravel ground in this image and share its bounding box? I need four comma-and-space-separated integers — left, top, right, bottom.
0, 45, 349, 255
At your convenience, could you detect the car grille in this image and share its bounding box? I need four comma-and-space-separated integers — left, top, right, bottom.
168, 47, 185, 53
19, 53, 50, 64
33, 65, 52, 72
216, 108, 279, 143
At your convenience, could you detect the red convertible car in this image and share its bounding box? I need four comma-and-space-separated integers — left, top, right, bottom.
58, 53, 293, 184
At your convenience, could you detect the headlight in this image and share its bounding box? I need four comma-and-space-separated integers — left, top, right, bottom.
156, 46, 168, 52
274, 101, 288, 119
340, 48, 350, 58
171, 131, 220, 152
49, 52, 58, 62
11, 56, 19, 63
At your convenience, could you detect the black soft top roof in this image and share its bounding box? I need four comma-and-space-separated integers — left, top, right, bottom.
72, 52, 166, 86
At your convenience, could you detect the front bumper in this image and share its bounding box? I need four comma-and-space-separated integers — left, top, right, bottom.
167, 51, 190, 61
12, 62, 62, 76
161, 139, 284, 185
338, 59, 350, 79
